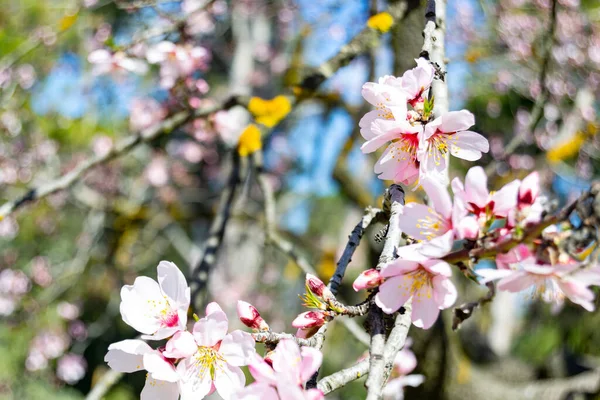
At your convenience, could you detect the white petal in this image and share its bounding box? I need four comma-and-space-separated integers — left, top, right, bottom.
157, 261, 191, 309
120, 277, 164, 335
143, 352, 179, 382
105, 339, 152, 373
450, 131, 489, 161
214, 363, 246, 400
219, 330, 256, 367
141, 377, 180, 400
193, 310, 228, 347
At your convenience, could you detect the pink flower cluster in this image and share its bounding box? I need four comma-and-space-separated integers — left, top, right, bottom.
106, 261, 256, 399
360, 58, 489, 186
105, 262, 325, 399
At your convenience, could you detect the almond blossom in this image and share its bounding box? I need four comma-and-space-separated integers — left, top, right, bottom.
119, 261, 190, 340
398, 178, 479, 242
236, 339, 324, 400
477, 246, 600, 311
171, 302, 256, 399
451, 166, 521, 222
419, 110, 489, 184
105, 339, 180, 400
400, 57, 435, 107
88, 49, 148, 76
373, 244, 457, 329
508, 171, 546, 227
292, 311, 327, 339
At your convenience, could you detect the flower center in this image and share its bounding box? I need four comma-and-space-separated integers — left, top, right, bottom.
391, 134, 420, 163
188, 346, 226, 382
375, 102, 394, 120
398, 268, 433, 300
414, 211, 448, 240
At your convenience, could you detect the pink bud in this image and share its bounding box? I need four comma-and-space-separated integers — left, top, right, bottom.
306, 274, 328, 297
518, 171, 540, 207
292, 311, 326, 329
296, 326, 321, 339
237, 300, 269, 331
352, 269, 383, 291
456, 216, 480, 241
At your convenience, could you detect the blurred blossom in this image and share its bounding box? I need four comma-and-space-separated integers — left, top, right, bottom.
16, 64, 36, 89
0, 68, 12, 89
57, 354, 87, 384
145, 157, 169, 187
0, 217, 19, 239
94, 23, 112, 42
31, 332, 70, 360
186, 11, 216, 35
180, 141, 203, 163
0, 296, 16, 316
146, 42, 211, 88
25, 349, 48, 371
213, 107, 250, 146
0, 269, 30, 296
68, 320, 88, 341
92, 135, 113, 157
543, 104, 560, 121
57, 302, 80, 320
129, 98, 167, 132
486, 99, 502, 118
1, 112, 22, 136
83, 0, 99, 7
32, 256, 52, 287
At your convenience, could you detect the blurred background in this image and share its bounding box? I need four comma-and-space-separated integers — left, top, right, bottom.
0, 0, 599, 398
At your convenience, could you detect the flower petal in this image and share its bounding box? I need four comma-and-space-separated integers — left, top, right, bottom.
105, 339, 152, 373
299, 346, 323, 383
439, 110, 475, 132
163, 331, 197, 359
157, 261, 190, 309
431, 275, 457, 309
143, 352, 178, 382
411, 295, 440, 329
141, 377, 179, 400
193, 310, 228, 347
375, 276, 413, 314
214, 363, 246, 400
219, 330, 256, 367
450, 130, 489, 161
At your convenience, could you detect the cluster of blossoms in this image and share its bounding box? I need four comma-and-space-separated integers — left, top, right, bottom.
360, 57, 489, 186
105, 261, 324, 399
352, 59, 600, 330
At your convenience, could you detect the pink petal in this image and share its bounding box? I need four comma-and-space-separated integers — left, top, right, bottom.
464, 167, 489, 208
455, 216, 479, 240
236, 382, 279, 400
205, 302, 224, 315
411, 295, 440, 329
375, 276, 413, 314
193, 310, 228, 347
558, 279, 595, 311
491, 179, 521, 217
276, 380, 307, 400
359, 110, 380, 140
219, 330, 256, 367
381, 259, 420, 278
519, 171, 540, 205
247, 353, 277, 385
271, 339, 303, 384
299, 346, 323, 383
157, 261, 190, 310
431, 275, 458, 309
214, 363, 246, 400
416, 230, 454, 258
398, 203, 447, 241
143, 352, 178, 382
439, 110, 475, 133
421, 259, 452, 277
497, 271, 537, 292
141, 377, 179, 400
163, 330, 197, 359
305, 388, 325, 400
450, 131, 489, 161
422, 178, 453, 219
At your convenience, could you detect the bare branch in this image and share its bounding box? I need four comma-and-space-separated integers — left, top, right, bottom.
318, 359, 370, 395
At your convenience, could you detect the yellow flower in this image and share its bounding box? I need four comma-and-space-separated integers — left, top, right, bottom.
237, 124, 262, 157
367, 12, 394, 33
248, 95, 292, 128
546, 132, 585, 163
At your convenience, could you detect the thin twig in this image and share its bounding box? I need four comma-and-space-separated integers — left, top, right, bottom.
85, 369, 123, 400
318, 359, 370, 395
190, 153, 244, 307
452, 282, 495, 330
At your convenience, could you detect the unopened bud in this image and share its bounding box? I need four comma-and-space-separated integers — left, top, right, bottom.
237, 300, 269, 331
352, 269, 384, 291
292, 311, 326, 330
305, 274, 334, 301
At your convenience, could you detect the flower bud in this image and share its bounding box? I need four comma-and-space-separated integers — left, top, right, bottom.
296, 326, 321, 339
292, 311, 326, 329
237, 300, 269, 331
352, 269, 383, 291
306, 274, 334, 301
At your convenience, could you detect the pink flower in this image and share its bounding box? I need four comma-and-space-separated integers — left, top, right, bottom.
171, 302, 256, 399
119, 261, 190, 340
375, 245, 457, 329
305, 274, 333, 300
419, 111, 489, 183
509, 171, 545, 227
400, 58, 435, 107
353, 269, 384, 291
88, 49, 148, 75
398, 178, 478, 242
105, 339, 179, 400
452, 166, 520, 221
237, 300, 269, 331
477, 256, 600, 311
237, 339, 324, 400
57, 353, 87, 384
